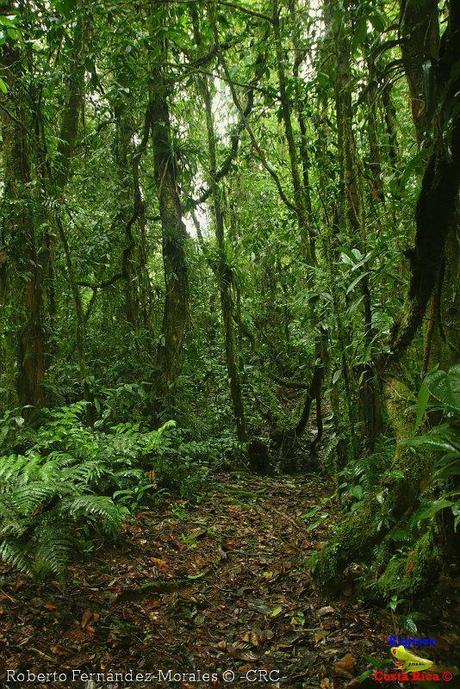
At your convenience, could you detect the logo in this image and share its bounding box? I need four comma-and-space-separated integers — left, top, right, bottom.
387, 636, 436, 648
390, 645, 433, 672
372, 643, 454, 683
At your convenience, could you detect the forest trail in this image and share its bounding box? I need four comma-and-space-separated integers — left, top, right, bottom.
1, 474, 391, 689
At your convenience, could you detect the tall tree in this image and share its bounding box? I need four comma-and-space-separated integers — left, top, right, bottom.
0, 1, 45, 408
148, 4, 189, 406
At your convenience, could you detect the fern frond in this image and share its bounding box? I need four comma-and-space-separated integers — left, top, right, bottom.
10, 483, 60, 515
0, 540, 33, 575
34, 517, 76, 576
61, 495, 128, 535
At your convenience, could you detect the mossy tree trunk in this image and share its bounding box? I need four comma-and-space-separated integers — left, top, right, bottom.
0, 2, 45, 408
325, 0, 383, 453
313, 0, 460, 595
399, 0, 439, 147
149, 6, 189, 408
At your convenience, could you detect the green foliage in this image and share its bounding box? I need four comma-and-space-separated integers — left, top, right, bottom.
375, 530, 442, 601
403, 365, 460, 530
150, 431, 242, 502
338, 435, 394, 510
0, 403, 173, 577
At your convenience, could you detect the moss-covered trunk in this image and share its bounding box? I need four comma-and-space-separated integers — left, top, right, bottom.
0, 5, 45, 408
312, 0, 460, 596
149, 7, 189, 405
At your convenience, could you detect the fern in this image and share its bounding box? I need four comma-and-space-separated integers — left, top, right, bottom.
0, 402, 173, 577
403, 365, 460, 529
62, 495, 128, 535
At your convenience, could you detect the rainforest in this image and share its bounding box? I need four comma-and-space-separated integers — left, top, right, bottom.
0, 0, 459, 687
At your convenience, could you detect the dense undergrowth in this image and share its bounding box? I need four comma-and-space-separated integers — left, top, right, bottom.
0, 400, 226, 577
312, 365, 460, 608
0, 3, 459, 663
1, 365, 458, 614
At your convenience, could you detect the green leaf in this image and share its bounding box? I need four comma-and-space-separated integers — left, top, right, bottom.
349, 484, 363, 500
425, 365, 460, 414
271, 605, 283, 617
0, 77, 7, 94
369, 12, 385, 33
346, 272, 369, 295
410, 498, 453, 525
404, 425, 460, 454
300, 505, 320, 520
53, 0, 76, 16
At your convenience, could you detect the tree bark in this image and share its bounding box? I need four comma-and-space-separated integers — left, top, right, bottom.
325, 0, 383, 452
399, 0, 439, 145
149, 7, 189, 404
0, 2, 45, 408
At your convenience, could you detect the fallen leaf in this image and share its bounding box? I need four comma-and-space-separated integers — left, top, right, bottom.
65, 627, 92, 641
236, 651, 258, 662
81, 609, 93, 629
334, 652, 356, 678
314, 629, 328, 643
271, 605, 283, 617
149, 557, 169, 571
241, 631, 261, 647
345, 679, 362, 688
318, 605, 335, 616
44, 601, 58, 611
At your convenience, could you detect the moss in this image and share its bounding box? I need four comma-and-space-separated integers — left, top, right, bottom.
312, 375, 436, 597
372, 536, 393, 574
376, 557, 406, 597
376, 529, 442, 600
312, 495, 384, 593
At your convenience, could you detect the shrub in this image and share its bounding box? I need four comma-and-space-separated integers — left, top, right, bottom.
0, 402, 174, 577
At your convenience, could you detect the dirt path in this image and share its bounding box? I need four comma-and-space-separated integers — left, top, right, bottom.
1, 474, 392, 688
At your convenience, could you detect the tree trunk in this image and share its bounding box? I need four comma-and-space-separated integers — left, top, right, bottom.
0, 4, 45, 408
399, 0, 439, 145
313, 0, 460, 596
325, 0, 383, 452
149, 7, 189, 405
111, 61, 139, 328
193, 8, 247, 442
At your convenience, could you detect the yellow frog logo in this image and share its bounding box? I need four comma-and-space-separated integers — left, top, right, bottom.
391, 645, 434, 672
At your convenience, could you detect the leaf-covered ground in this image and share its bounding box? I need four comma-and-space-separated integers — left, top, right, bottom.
0, 474, 456, 688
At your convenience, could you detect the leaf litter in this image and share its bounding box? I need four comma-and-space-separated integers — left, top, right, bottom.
0, 473, 449, 688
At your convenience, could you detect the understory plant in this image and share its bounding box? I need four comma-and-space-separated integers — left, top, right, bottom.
0, 402, 175, 577
312, 365, 460, 605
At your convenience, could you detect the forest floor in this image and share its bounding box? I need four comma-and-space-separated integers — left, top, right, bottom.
0, 472, 449, 689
